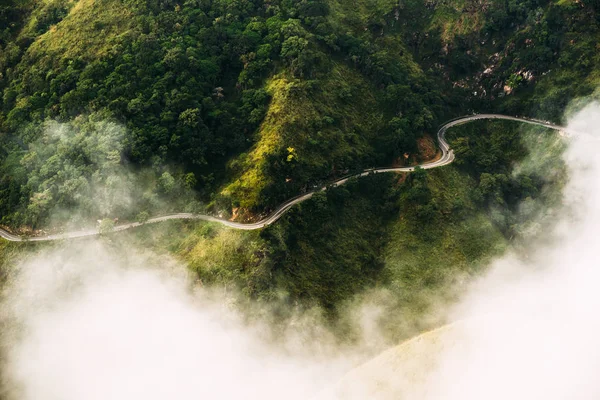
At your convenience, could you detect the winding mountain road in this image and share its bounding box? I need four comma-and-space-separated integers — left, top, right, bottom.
0, 114, 570, 242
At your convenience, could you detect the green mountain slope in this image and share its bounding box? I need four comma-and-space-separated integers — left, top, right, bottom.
0, 0, 442, 227
0, 0, 585, 338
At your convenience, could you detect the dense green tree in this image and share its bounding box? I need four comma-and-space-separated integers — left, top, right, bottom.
0, 0, 593, 230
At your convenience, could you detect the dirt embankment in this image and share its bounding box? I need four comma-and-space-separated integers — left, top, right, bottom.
417, 135, 441, 163
392, 134, 442, 168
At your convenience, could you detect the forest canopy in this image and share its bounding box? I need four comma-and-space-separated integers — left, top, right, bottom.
0, 0, 597, 229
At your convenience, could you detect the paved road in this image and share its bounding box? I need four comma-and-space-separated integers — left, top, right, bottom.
0, 114, 570, 242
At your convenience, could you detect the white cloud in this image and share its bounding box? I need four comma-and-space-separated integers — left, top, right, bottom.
0, 243, 352, 400
419, 102, 600, 400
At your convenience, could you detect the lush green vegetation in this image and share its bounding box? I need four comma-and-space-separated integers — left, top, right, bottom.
2, 0, 594, 229
396, 0, 600, 117
0, 0, 584, 341
448, 120, 547, 231
122, 173, 400, 310
1, 115, 201, 230
102, 120, 562, 341
0, 0, 444, 228
370, 121, 565, 341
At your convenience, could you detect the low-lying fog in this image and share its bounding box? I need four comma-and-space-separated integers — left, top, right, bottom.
419, 102, 600, 399
1, 246, 358, 400
1, 103, 599, 399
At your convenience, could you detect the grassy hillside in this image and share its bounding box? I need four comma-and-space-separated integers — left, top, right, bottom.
0, 0, 443, 229
24, 0, 133, 62
92, 119, 563, 347
221, 65, 386, 212
0, 0, 579, 346
372, 167, 507, 340
3, 0, 588, 228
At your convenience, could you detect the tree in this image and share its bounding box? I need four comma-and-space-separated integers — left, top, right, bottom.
183, 172, 197, 189
136, 211, 150, 224
99, 218, 115, 235
158, 171, 176, 193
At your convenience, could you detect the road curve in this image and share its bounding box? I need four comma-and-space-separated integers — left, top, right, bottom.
0, 114, 570, 242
